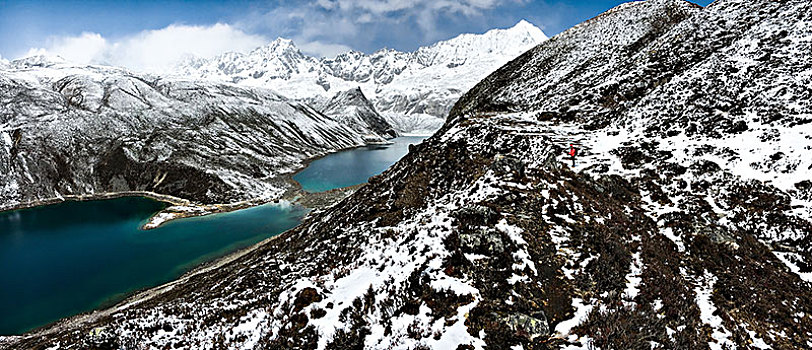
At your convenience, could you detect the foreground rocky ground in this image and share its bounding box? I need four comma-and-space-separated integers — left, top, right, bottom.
2, 0, 811, 348
4, 109, 810, 349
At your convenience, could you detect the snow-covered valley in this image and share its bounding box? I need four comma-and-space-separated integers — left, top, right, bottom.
0, 56, 388, 211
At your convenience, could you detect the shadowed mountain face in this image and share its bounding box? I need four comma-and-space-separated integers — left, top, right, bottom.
320, 87, 398, 139
0, 59, 382, 207
3, 0, 812, 349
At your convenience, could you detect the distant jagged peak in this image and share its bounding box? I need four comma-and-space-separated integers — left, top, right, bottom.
490, 19, 548, 42
181, 20, 548, 76
172, 20, 548, 123
369, 47, 401, 56
414, 20, 548, 66
216, 51, 248, 61
332, 50, 366, 60
11, 54, 69, 69
321, 50, 368, 68
252, 37, 303, 57
512, 19, 539, 30
427, 19, 547, 50
175, 53, 211, 70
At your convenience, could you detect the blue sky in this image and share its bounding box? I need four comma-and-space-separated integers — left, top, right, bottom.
0, 0, 714, 69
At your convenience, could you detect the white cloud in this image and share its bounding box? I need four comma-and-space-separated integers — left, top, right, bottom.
25, 32, 108, 64
23, 23, 268, 72
240, 0, 516, 57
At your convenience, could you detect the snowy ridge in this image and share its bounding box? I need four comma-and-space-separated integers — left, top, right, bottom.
174, 21, 548, 134
450, 0, 702, 121
320, 87, 397, 139
0, 58, 379, 206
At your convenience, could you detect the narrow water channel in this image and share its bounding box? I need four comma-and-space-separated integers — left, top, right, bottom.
0, 136, 427, 335
294, 136, 426, 192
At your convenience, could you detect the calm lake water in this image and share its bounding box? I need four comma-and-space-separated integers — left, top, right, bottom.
294, 136, 427, 192
0, 136, 426, 335
0, 198, 307, 335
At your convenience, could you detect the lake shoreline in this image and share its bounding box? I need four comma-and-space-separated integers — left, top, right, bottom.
0, 136, 426, 338
0, 137, 426, 229
2, 213, 298, 340
0, 191, 189, 214
0, 146, 358, 230
139, 142, 374, 229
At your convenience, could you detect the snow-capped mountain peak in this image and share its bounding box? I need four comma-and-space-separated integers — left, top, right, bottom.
174, 21, 548, 134
510, 19, 549, 44
414, 19, 548, 67
10, 54, 69, 69
253, 37, 302, 57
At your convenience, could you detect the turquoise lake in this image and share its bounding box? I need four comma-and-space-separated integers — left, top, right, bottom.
0, 198, 307, 335
294, 136, 427, 192
0, 136, 426, 335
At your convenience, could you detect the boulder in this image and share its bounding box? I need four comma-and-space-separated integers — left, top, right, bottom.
452, 205, 499, 227
491, 156, 525, 178
458, 228, 505, 254
501, 312, 549, 340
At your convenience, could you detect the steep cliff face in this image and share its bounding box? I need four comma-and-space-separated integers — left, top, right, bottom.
0, 58, 378, 207
3, 0, 812, 349
320, 87, 398, 139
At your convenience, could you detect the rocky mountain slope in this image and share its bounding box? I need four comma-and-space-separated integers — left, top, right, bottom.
320, 87, 397, 139
0, 56, 384, 208
3, 0, 812, 349
175, 21, 547, 134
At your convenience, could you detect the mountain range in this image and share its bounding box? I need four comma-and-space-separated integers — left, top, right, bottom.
0, 20, 547, 210
174, 20, 548, 134
0, 56, 379, 208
